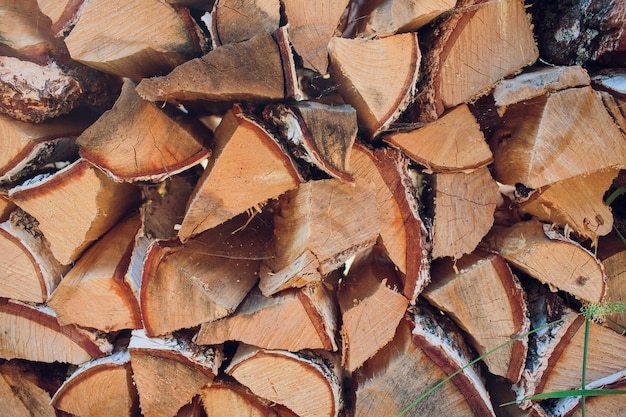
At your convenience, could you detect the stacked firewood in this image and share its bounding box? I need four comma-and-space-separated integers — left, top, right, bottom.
1, 0, 625, 416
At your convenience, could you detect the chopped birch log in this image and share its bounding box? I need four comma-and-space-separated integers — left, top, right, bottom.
353, 310, 494, 416
0, 209, 67, 303
129, 330, 222, 417
264, 102, 357, 181
357, 0, 455, 37
483, 219, 606, 303
492, 86, 626, 189
0, 109, 95, 184
8, 159, 138, 265
199, 377, 294, 417
338, 246, 409, 373
0, 361, 57, 417
282, 0, 350, 75
431, 166, 499, 259
77, 80, 211, 182
208, 0, 281, 47
328, 33, 421, 138
518, 167, 621, 240
259, 178, 380, 296
195, 283, 338, 351
48, 214, 143, 331
492, 65, 591, 112
350, 144, 430, 301
51, 350, 138, 417
412, 0, 538, 121
423, 249, 529, 382
384, 104, 493, 172
61, 0, 207, 79
0, 299, 112, 364
136, 32, 287, 103
226, 345, 343, 417
177, 104, 301, 241
142, 212, 272, 336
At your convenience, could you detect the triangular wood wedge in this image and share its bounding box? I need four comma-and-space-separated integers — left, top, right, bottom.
423, 249, 529, 382
492, 86, 626, 189
358, 0, 455, 37
51, 350, 138, 417
0, 110, 95, 184
226, 345, 343, 417
431, 167, 499, 259
350, 144, 430, 301
0, 209, 67, 303
519, 167, 621, 240
492, 65, 591, 112
136, 32, 287, 103
129, 330, 222, 417
264, 102, 357, 181
353, 307, 495, 416
142, 212, 272, 336
0, 298, 112, 364
48, 214, 143, 332
177, 104, 301, 241
8, 159, 138, 265
328, 33, 420, 138
208, 0, 281, 47
282, 0, 350, 75
483, 219, 606, 303
0, 360, 58, 417
77, 80, 211, 182
259, 178, 380, 296
384, 104, 493, 172
62, 0, 207, 79
338, 246, 409, 373
412, 0, 538, 121
199, 377, 296, 417
195, 283, 338, 351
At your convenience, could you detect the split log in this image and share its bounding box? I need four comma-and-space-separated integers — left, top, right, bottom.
177, 104, 301, 241
259, 178, 380, 296
207, 0, 281, 47
483, 219, 606, 303
8, 159, 138, 265
597, 236, 626, 334
263, 101, 357, 181
56, 0, 207, 79
0, 298, 112, 364
353, 304, 495, 417
226, 345, 343, 417
142, 212, 272, 336
129, 330, 222, 417
328, 33, 420, 138
0, 193, 14, 221
423, 249, 529, 382
0, 109, 95, 184
356, 0, 455, 37
195, 282, 338, 352
0, 209, 66, 303
0, 0, 65, 55
384, 103, 493, 172
136, 32, 290, 103
431, 166, 499, 259
77, 80, 211, 183
47, 214, 143, 332
412, 0, 538, 122
51, 350, 138, 417
0, 360, 58, 417
282, 0, 350, 75
338, 246, 409, 373
349, 144, 430, 301
492, 86, 626, 189
199, 376, 298, 417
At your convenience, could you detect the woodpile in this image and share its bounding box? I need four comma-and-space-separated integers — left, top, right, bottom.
1, 0, 625, 416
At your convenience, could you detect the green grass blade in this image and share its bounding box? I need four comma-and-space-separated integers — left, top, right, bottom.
605, 186, 626, 206
581, 317, 590, 415
500, 389, 626, 405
